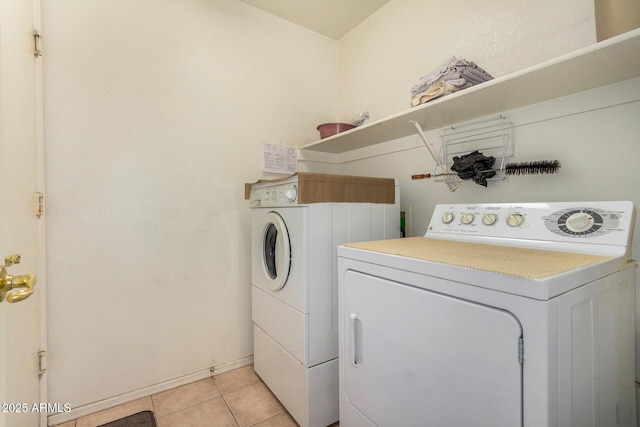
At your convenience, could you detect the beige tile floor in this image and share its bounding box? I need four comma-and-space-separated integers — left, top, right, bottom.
52, 365, 339, 427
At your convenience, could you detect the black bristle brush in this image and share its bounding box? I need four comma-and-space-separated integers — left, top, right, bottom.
411, 160, 561, 180
503, 160, 561, 175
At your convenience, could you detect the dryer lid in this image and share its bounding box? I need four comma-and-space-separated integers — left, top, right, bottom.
344, 237, 610, 280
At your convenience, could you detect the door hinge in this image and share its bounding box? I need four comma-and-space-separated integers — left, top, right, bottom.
518, 337, 524, 365
34, 31, 42, 57
38, 350, 47, 377
36, 192, 44, 217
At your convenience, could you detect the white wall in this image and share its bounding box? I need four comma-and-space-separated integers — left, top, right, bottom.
337, 0, 595, 122
42, 0, 338, 411
323, 0, 640, 388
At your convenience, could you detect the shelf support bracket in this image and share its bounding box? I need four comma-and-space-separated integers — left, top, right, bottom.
409, 120, 439, 163
409, 120, 460, 192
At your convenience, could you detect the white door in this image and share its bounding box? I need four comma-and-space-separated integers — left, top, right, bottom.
343, 271, 523, 427
0, 0, 45, 426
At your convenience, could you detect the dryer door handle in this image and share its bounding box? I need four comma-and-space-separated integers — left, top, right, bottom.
349, 313, 362, 366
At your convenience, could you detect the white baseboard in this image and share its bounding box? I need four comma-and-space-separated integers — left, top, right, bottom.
47, 356, 254, 426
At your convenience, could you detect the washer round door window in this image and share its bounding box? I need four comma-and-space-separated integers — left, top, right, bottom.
261, 212, 291, 290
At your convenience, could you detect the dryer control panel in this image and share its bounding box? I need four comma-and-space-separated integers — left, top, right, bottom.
426, 201, 636, 253
544, 207, 621, 237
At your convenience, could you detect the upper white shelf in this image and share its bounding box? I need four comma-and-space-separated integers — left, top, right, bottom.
300, 28, 640, 154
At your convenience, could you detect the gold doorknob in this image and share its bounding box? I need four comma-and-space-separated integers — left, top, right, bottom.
0, 265, 36, 303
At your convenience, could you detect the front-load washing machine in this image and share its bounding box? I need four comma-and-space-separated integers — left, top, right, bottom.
247, 172, 400, 427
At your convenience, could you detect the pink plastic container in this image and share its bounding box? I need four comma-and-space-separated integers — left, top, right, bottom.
317, 122, 356, 139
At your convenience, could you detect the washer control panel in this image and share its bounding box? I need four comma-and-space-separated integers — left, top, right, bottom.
427, 201, 636, 248
250, 183, 298, 207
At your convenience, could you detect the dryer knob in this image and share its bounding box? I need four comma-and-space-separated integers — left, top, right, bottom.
461, 213, 475, 225
442, 212, 455, 224
507, 213, 525, 227
482, 213, 498, 225
566, 212, 593, 232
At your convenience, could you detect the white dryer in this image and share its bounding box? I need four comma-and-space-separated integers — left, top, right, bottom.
248, 173, 399, 427
338, 201, 637, 427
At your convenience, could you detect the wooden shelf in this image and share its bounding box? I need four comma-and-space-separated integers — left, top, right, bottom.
300, 28, 640, 154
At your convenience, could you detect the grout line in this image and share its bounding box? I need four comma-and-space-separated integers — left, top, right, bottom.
221, 395, 241, 427
150, 378, 221, 420
149, 393, 157, 425
219, 386, 244, 427
153, 395, 223, 424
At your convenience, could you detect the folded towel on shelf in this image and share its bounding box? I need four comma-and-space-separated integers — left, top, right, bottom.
410, 81, 460, 107
466, 66, 493, 82
410, 56, 456, 96
410, 57, 493, 106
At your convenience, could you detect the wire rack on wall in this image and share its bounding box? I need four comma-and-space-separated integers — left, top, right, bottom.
438, 115, 514, 181
440, 115, 514, 175
411, 115, 514, 191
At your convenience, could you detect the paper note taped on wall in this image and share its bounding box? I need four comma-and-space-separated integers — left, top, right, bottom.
263, 143, 297, 174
